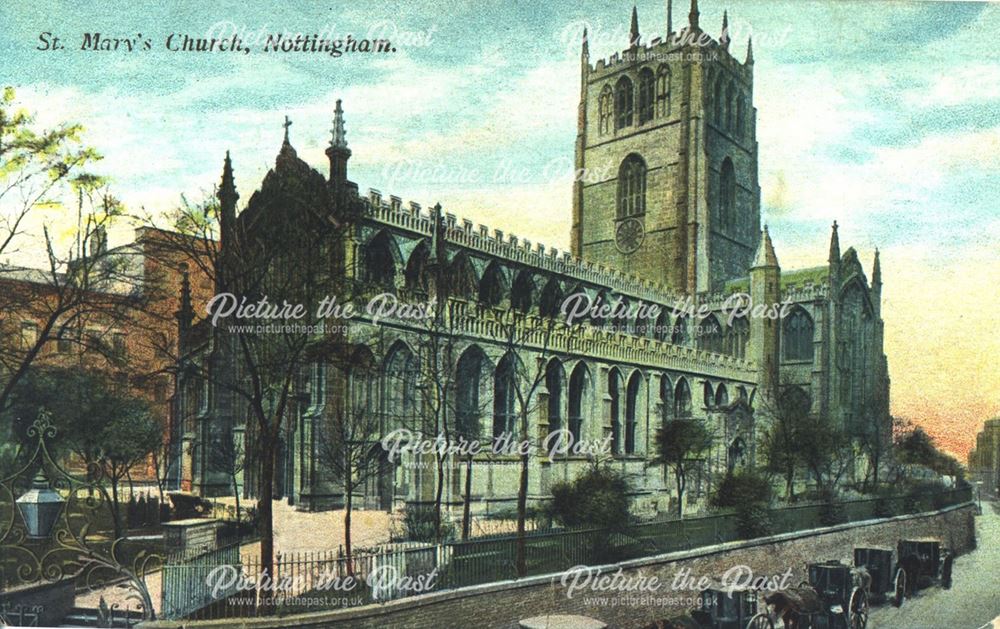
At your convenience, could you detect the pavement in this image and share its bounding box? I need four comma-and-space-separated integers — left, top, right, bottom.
869, 501, 1000, 629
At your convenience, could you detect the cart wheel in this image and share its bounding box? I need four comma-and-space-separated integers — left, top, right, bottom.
941, 554, 953, 590
848, 587, 869, 629
745, 612, 773, 629
892, 568, 906, 607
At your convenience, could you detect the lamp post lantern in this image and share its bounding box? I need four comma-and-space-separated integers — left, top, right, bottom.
16, 469, 66, 538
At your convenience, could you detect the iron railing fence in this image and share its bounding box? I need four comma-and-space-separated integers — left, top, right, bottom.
160, 486, 973, 620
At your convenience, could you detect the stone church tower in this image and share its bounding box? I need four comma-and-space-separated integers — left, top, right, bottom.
571, 0, 760, 294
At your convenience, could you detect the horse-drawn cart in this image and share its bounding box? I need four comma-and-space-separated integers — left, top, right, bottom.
762, 560, 869, 629
645, 586, 773, 629
853, 547, 906, 607
897, 538, 953, 593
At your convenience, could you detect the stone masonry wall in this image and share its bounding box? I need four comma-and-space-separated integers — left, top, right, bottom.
139, 503, 976, 629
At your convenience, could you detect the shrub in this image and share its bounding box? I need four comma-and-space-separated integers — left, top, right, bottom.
711, 471, 773, 539
401, 504, 455, 542
817, 488, 845, 526
547, 465, 631, 531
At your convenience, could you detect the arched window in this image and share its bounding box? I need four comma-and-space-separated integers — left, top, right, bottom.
638, 68, 655, 124
625, 372, 641, 454
479, 262, 506, 308
617, 154, 647, 218
655, 65, 671, 117
727, 316, 749, 359
615, 76, 634, 129
493, 353, 518, 439
568, 363, 590, 442
512, 270, 535, 314
703, 381, 714, 407
654, 308, 670, 341
449, 252, 478, 301
698, 314, 724, 353
715, 383, 729, 407
364, 231, 398, 291
783, 306, 814, 361
404, 240, 431, 295
546, 360, 565, 434
349, 347, 377, 414
383, 343, 419, 429
616, 296, 633, 334
659, 374, 673, 426
456, 346, 490, 439
726, 81, 736, 131
674, 378, 692, 417
720, 157, 736, 230
608, 369, 623, 454
672, 314, 690, 346
598, 85, 614, 135
539, 278, 563, 318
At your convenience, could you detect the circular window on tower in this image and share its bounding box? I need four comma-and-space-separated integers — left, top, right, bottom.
615, 217, 644, 254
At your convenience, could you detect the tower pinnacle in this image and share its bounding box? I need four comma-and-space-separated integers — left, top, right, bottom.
582, 27, 589, 59
330, 99, 348, 149
753, 225, 779, 268
720, 11, 730, 50
630, 5, 640, 46
667, 0, 673, 35
872, 248, 882, 285
829, 220, 841, 265
689, 0, 700, 32
746, 35, 754, 64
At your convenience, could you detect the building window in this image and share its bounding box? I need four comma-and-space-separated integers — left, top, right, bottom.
456, 346, 488, 439
609, 370, 622, 454
493, 354, 517, 439
655, 65, 670, 117
598, 86, 613, 135
615, 76, 634, 129
726, 316, 749, 359
20, 322, 38, 348
539, 278, 562, 318
720, 158, 736, 229
112, 332, 126, 360
674, 378, 692, 417
638, 68, 655, 124
726, 81, 735, 131
783, 306, 814, 361
698, 314, 724, 354
56, 329, 73, 353
546, 360, 564, 435
568, 363, 588, 442
364, 231, 398, 292
617, 154, 647, 218
625, 372, 641, 454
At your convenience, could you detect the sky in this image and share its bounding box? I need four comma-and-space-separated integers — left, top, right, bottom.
1, 0, 998, 458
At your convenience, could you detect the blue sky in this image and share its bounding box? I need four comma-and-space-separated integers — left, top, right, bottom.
2, 0, 999, 454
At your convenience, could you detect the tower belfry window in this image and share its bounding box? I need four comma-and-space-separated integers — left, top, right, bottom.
615, 76, 634, 129
638, 68, 655, 124
655, 65, 670, 117
720, 157, 736, 229
599, 86, 613, 135
617, 154, 647, 218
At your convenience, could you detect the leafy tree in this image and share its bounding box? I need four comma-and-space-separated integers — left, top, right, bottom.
896, 426, 964, 480
655, 419, 713, 517
0, 88, 141, 418
548, 465, 631, 531
2, 366, 159, 539
99, 399, 161, 539
710, 470, 773, 539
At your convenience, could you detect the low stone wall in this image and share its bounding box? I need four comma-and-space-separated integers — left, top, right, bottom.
0, 577, 76, 627
139, 503, 976, 629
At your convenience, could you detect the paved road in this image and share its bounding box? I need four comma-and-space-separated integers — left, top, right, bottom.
869, 501, 1000, 629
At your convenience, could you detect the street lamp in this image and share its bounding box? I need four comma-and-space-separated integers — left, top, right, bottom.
16, 469, 65, 538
